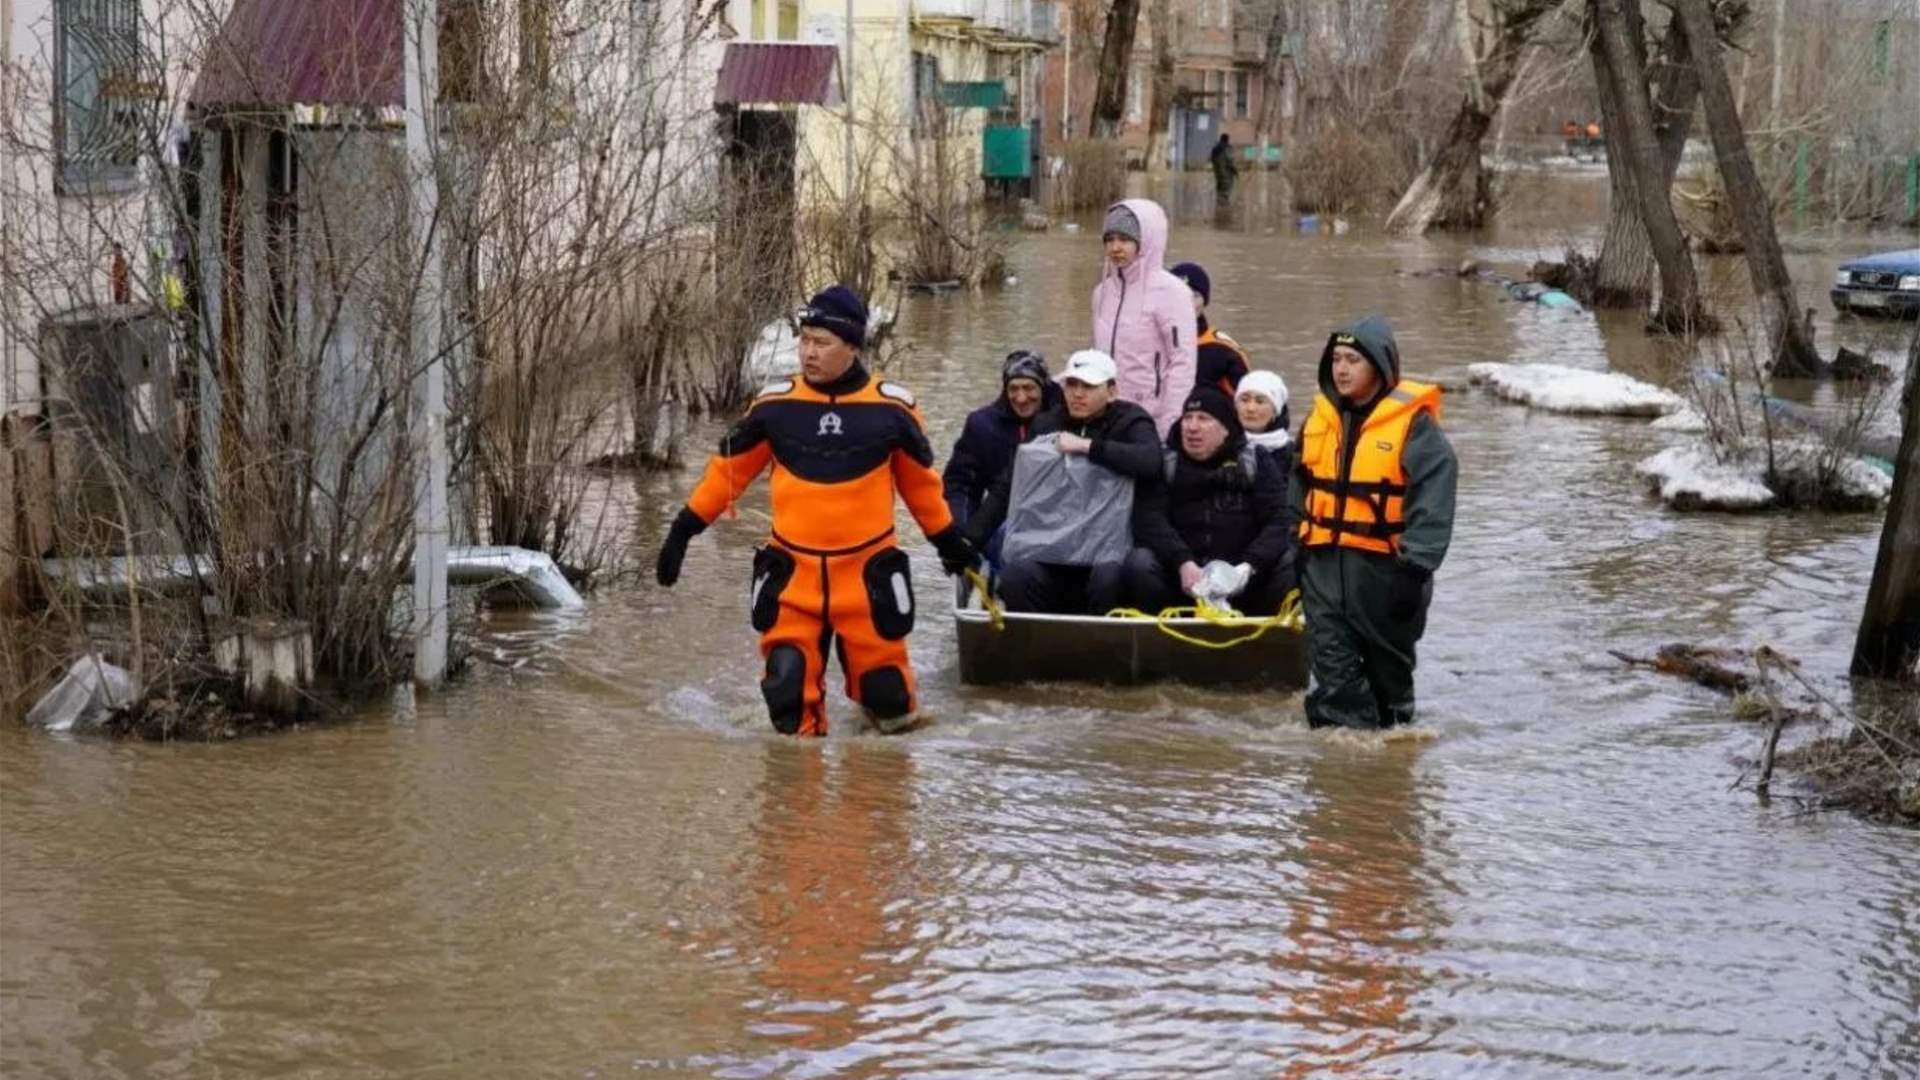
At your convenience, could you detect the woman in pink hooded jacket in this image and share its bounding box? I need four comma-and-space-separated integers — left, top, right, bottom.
1091, 198, 1198, 438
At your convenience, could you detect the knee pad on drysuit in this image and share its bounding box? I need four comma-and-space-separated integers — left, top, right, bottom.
762, 645, 807, 735
858, 666, 912, 720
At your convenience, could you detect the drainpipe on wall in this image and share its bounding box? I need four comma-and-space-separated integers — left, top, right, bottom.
899, 0, 911, 130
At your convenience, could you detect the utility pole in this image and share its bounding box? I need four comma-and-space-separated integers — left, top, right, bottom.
1063, 2, 1072, 140
404, 0, 449, 687
844, 0, 855, 202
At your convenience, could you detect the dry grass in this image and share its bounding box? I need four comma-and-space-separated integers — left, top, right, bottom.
1285, 128, 1403, 216
1050, 139, 1129, 214
1775, 694, 1920, 823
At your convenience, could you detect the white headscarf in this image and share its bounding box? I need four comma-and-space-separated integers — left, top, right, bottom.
1236, 369, 1291, 449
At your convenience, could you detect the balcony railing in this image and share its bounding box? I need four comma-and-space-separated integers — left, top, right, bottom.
914, 1, 1062, 46
915, 0, 987, 21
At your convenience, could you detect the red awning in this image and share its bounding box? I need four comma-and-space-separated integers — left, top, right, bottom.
714, 43, 841, 108
191, 0, 404, 111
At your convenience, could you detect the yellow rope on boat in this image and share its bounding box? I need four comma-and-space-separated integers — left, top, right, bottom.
962, 566, 1005, 631
1105, 589, 1305, 649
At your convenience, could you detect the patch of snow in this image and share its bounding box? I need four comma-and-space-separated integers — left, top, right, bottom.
1636, 438, 1892, 512
1636, 444, 1776, 511
743, 319, 799, 382
1469, 361, 1683, 417
1651, 406, 1708, 433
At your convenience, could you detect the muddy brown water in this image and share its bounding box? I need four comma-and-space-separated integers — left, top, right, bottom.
4, 174, 1918, 1077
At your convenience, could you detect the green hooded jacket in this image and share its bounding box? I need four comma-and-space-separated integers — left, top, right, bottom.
1292, 315, 1458, 655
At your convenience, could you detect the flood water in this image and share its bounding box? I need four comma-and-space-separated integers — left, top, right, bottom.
4, 173, 1918, 1077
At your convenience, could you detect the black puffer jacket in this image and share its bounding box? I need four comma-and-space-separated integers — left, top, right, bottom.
964, 399, 1162, 548
1134, 433, 1294, 575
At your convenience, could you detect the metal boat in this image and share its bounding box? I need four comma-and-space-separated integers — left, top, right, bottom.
953, 580, 1308, 689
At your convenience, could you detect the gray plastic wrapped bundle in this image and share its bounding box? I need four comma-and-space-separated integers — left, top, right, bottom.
998, 435, 1136, 567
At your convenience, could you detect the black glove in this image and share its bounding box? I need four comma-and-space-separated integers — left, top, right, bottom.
654, 507, 707, 587
930, 527, 977, 576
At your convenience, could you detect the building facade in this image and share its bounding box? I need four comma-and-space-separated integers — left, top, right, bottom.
1037, 0, 1292, 169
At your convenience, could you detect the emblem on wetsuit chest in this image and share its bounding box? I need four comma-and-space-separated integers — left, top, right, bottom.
817, 411, 844, 436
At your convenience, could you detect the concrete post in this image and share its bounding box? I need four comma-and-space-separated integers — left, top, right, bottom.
404, 0, 449, 687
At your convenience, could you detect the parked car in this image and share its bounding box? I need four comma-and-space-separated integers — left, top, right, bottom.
1831, 248, 1920, 318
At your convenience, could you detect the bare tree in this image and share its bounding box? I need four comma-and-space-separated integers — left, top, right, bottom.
1590, 0, 1706, 332
1673, 0, 1822, 377
1585, 4, 1699, 307
1090, 0, 1143, 138
1145, 0, 1174, 172
1249, 0, 1293, 143
1386, 0, 1566, 234
1853, 324, 1920, 679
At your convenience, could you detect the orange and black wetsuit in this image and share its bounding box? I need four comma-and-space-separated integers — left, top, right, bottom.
680, 363, 954, 736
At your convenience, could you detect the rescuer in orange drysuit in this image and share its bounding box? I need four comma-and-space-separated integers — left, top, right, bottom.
654, 285, 975, 736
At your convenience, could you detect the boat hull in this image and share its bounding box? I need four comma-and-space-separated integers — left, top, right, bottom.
954, 608, 1308, 688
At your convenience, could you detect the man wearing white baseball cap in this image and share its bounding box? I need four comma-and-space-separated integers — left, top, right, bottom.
963, 349, 1164, 613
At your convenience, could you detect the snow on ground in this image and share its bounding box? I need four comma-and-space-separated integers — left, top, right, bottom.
1469, 362, 1684, 417
743, 319, 799, 382
1637, 438, 1893, 512
1650, 405, 1709, 433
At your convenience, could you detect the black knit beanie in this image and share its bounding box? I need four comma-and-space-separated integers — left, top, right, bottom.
799, 285, 867, 348
1182, 386, 1244, 442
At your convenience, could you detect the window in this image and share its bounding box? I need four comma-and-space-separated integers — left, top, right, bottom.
1126, 69, 1142, 125
912, 51, 942, 137
1234, 71, 1250, 119
55, 0, 145, 195
629, 0, 656, 93
441, 0, 486, 104
519, 0, 555, 91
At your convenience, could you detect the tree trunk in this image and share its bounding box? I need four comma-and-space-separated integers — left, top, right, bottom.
1591, 0, 1706, 333
1090, 0, 1142, 139
1256, 2, 1290, 143
1673, 0, 1823, 377
1384, 104, 1495, 233
1385, 0, 1560, 235
1852, 326, 1920, 679
1590, 8, 1700, 307
1145, 0, 1173, 173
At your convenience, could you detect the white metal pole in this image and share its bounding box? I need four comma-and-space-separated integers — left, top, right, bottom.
845, 0, 856, 202
404, 0, 449, 687
1062, 2, 1071, 139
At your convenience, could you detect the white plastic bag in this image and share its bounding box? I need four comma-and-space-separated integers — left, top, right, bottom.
25, 655, 137, 734
1191, 560, 1252, 613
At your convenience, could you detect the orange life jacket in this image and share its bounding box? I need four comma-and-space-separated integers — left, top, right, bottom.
1298, 380, 1442, 555
1196, 325, 1250, 394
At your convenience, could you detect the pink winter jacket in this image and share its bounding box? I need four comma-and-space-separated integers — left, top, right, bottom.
1090, 198, 1198, 438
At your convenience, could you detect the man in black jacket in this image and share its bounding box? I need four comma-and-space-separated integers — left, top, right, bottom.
942, 350, 1061, 530
1126, 387, 1296, 615
965, 350, 1162, 614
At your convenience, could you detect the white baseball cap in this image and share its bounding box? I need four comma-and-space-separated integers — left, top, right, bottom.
1060, 349, 1118, 386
